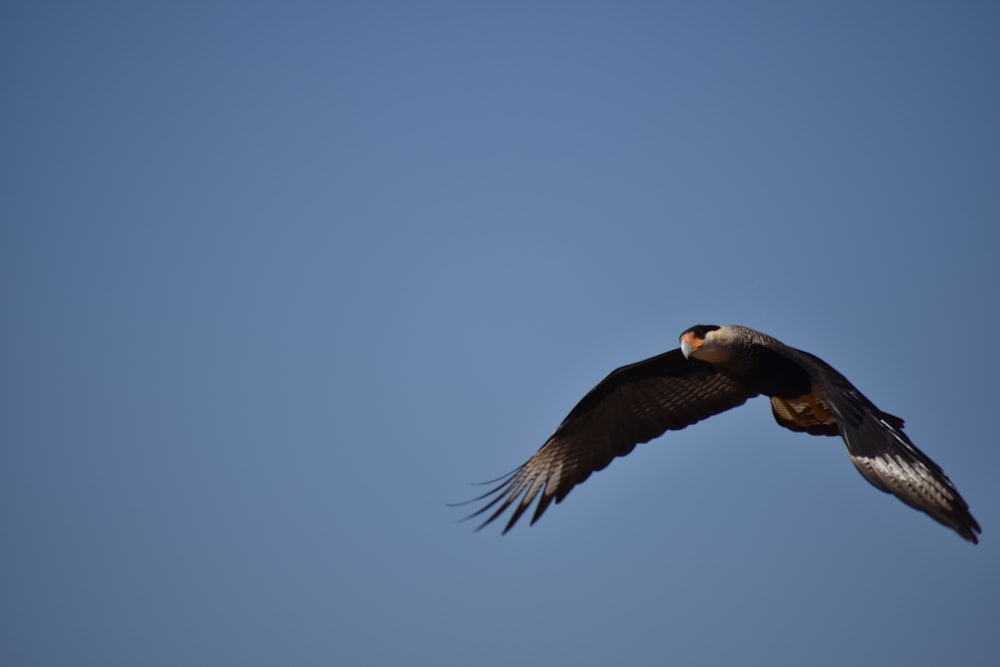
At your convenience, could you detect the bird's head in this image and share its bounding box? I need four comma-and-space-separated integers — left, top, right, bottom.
679, 324, 730, 363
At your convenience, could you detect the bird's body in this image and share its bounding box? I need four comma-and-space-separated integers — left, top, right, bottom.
459, 324, 981, 543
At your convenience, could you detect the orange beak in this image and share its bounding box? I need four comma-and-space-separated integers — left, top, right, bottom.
679, 331, 703, 359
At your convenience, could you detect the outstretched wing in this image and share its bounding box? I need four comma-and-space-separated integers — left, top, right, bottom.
458, 350, 757, 533
770, 344, 981, 543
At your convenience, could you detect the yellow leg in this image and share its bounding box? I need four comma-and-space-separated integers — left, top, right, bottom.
779, 398, 814, 427
806, 394, 832, 422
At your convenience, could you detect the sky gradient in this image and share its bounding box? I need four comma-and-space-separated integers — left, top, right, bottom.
3, 2, 999, 666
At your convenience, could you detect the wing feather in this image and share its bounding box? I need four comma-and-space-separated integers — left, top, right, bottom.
767, 344, 981, 543
458, 350, 757, 533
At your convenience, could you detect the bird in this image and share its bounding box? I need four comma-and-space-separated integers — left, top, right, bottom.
457, 324, 981, 543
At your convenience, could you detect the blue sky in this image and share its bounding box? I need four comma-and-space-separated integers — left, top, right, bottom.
2, 2, 999, 665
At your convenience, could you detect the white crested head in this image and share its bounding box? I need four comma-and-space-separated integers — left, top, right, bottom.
679, 324, 737, 363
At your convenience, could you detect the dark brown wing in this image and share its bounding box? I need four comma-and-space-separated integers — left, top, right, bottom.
458, 350, 757, 533
768, 343, 981, 543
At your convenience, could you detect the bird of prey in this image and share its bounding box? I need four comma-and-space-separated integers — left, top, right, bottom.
458, 324, 981, 543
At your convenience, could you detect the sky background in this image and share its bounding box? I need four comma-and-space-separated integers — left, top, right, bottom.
2, 2, 999, 665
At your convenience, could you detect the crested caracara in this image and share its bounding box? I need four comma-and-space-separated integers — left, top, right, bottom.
457, 324, 981, 543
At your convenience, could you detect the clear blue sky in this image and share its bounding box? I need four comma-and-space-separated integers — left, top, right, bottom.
3, 2, 999, 666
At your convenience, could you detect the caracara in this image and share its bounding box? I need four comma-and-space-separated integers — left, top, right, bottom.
458, 324, 981, 543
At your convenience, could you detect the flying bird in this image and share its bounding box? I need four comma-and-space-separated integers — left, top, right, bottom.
458, 324, 981, 543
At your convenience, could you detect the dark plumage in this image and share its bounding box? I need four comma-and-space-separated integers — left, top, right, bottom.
456, 324, 981, 543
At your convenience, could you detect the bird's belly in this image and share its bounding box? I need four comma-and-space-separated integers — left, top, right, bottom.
722, 348, 814, 398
